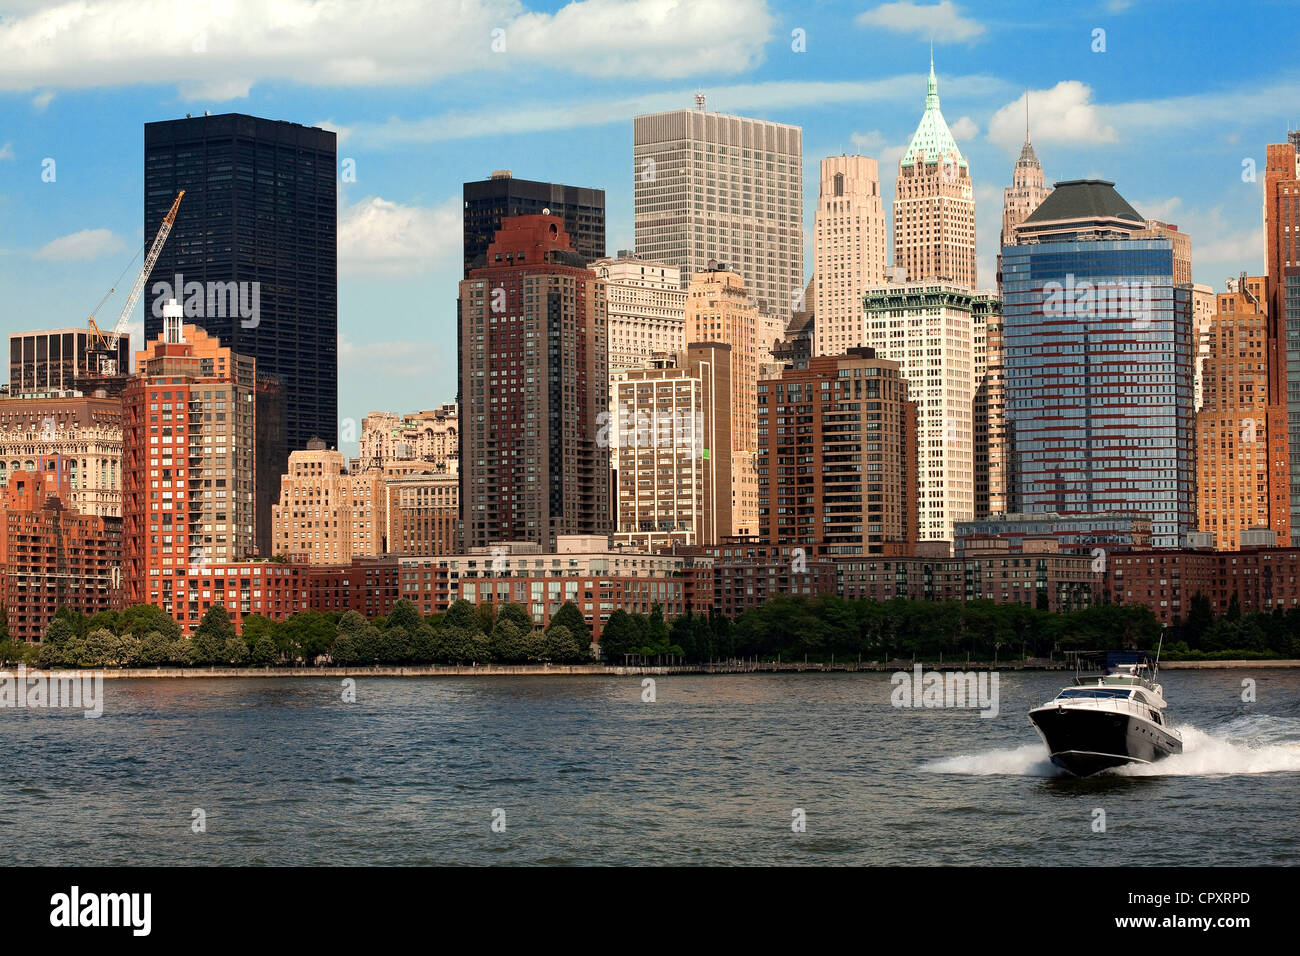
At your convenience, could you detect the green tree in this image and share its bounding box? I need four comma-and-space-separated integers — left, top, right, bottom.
549, 602, 590, 643
542, 624, 586, 663
248, 635, 279, 667
598, 610, 640, 662
496, 602, 533, 632
489, 620, 528, 662
443, 599, 482, 633
223, 635, 249, 665
137, 631, 172, 666
280, 611, 335, 663
385, 599, 423, 634
120, 604, 182, 642
192, 605, 236, 665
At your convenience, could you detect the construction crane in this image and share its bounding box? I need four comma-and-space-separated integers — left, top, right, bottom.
87, 189, 185, 376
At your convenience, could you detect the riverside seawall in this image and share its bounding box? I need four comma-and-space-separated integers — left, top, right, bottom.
9, 660, 1300, 679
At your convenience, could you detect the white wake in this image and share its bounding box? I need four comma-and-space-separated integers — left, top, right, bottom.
922, 714, 1300, 778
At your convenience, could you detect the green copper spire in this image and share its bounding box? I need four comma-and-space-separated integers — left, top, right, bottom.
901, 54, 968, 169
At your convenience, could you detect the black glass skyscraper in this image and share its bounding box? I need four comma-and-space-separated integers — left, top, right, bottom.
144, 113, 337, 452
462, 170, 604, 275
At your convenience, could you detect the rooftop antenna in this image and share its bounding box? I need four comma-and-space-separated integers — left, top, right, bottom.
694, 91, 706, 111
1025, 90, 1031, 143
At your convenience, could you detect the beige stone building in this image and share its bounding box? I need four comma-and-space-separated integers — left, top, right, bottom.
862, 281, 982, 542
685, 265, 759, 536
998, 114, 1051, 273
812, 155, 888, 357
1191, 283, 1215, 411
633, 100, 803, 324
272, 439, 386, 565
0, 393, 122, 518
1196, 277, 1277, 550
893, 58, 976, 290
1136, 220, 1193, 286
385, 469, 459, 555
359, 403, 458, 472
972, 295, 1007, 518
590, 255, 686, 371
611, 344, 733, 549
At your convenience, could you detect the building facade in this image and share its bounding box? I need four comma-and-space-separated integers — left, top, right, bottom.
973, 295, 1008, 517
1003, 179, 1196, 549
0, 465, 123, 643
1195, 277, 1288, 549
811, 155, 888, 357
611, 345, 732, 549
9, 330, 130, 394
143, 113, 337, 452
271, 438, 385, 565
458, 215, 611, 550
358, 403, 459, 472
861, 282, 980, 542
893, 59, 976, 289
757, 349, 917, 555
685, 265, 759, 536
385, 469, 459, 555
122, 308, 258, 608
463, 171, 605, 274
0, 393, 123, 518
633, 101, 803, 322
1263, 135, 1300, 543
590, 255, 686, 371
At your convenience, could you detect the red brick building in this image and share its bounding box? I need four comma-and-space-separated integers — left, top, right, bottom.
1, 465, 123, 642
1105, 545, 1300, 624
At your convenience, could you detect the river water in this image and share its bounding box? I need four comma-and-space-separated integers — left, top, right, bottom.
3, 670, 1297, 865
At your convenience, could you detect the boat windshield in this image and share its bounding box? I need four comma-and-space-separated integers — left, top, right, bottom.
1056, 688, 1132, 700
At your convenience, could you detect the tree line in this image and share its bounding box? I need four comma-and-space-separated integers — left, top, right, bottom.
0, 590, 1294, 668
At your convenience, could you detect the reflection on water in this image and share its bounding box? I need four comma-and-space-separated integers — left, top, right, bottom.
1, 671, 1297, 865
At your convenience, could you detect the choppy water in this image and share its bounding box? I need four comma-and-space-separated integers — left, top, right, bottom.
2, 670, 1297, 865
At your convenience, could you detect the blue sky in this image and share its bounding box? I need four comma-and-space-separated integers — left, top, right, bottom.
2, 0, 1297, 457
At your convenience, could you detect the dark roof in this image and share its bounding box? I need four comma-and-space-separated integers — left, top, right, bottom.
1022, 179, 1143, 224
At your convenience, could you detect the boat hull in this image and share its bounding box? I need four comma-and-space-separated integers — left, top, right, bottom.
1029, 705, 1182, 776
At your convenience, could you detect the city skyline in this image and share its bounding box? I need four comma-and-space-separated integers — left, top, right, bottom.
1, 0, 1293, 457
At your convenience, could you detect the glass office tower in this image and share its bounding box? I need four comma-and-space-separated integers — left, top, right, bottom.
1001, 180, 1196, 548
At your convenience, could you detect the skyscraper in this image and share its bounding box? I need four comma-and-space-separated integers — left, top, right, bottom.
271, 439, 386, 565
1195, 276, 1284, 549
122, 305, 258, 609
685, 264, 759, 536
458, 215, 610, 550
1002, 180, 1196, 548
812, 155, 888, 357
611, 344, 732, 549
633, 99, 803, 322
1263, 135, 1300, 543
893, 57, 976, 289
463, 171, 606, 275
998, 103, 1051, 284
861, 281, 980, 542
590, 254, 686, 370
757, 348, 917, 555
143, 113, 337, 452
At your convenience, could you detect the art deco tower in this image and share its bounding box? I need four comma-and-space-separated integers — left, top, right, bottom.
893, 56, 976, 289
998, 98, 1052, 272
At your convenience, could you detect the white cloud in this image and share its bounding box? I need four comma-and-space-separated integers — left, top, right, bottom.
0, 141, 13, 161
851, 130, 887, 152
856, 1, 985, 42
988, 82, 1117, 153
0, 0, 774, 95
355, 73, 1008, 145
31, 90, 54, 112
338, 334, 437, 378
950, 115, 978, 140
33, 228, 125, 261
1133, 196, 1183, 222
339, 196, 462, 277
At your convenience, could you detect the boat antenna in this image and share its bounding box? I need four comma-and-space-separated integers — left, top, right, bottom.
1153, 629, 1166, 680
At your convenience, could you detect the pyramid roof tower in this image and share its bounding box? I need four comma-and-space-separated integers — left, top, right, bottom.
900, 53, 968, 170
